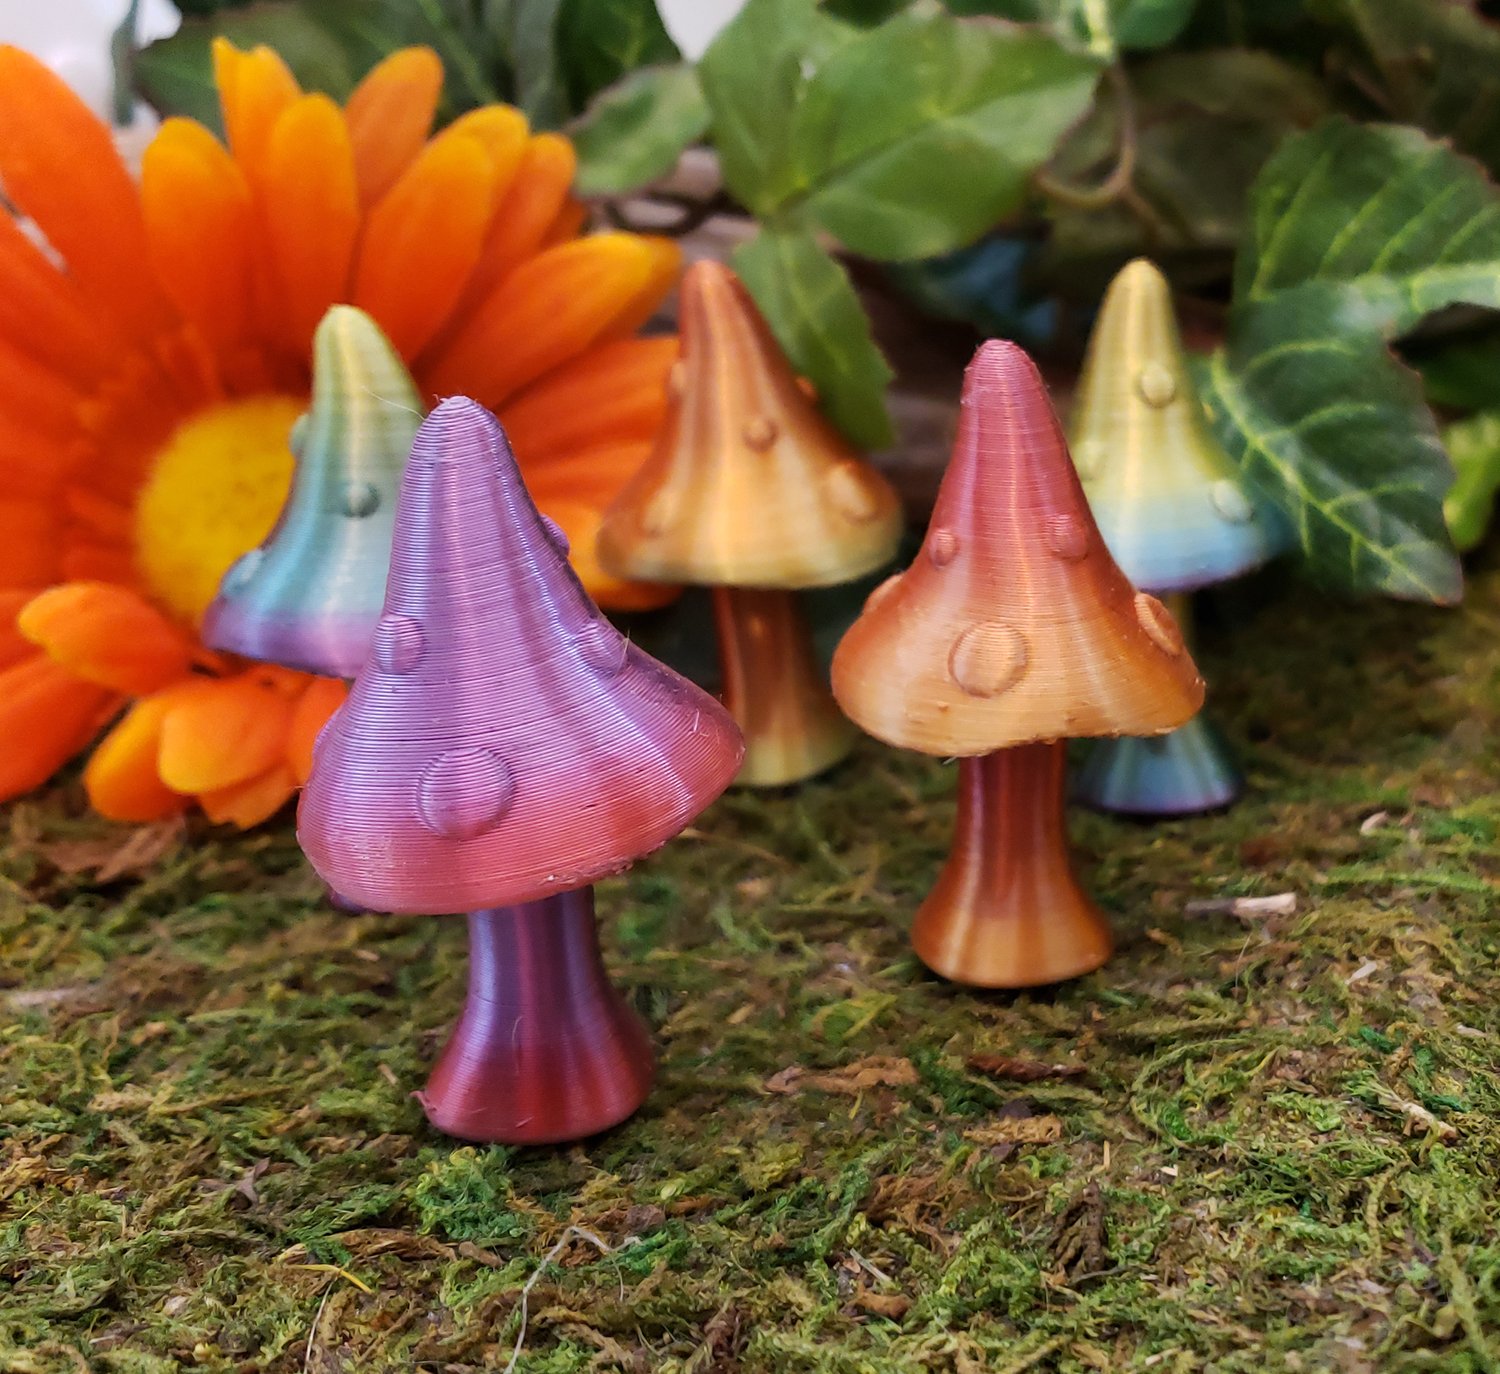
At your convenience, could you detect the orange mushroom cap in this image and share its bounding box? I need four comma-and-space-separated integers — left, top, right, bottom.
597, 259, 902, 590
831, 340, 1205, 757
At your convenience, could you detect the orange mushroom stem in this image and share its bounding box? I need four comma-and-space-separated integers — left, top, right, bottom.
710, 586, 854, 787
598, 260, 902, 787
913, 743, 1112, 988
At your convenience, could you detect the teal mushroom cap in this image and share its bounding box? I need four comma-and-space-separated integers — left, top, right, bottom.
1071, 259, 1289, 594
203, 306, 424, 677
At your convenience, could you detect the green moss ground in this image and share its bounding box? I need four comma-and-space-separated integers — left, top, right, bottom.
2, 557, 1497, 1374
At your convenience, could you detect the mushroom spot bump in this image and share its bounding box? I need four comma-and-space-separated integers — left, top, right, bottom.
1136, 362, 1177, 407
539, 513, 571, 555
289, 413, 309, 457
373, 612, 425, 674
1211, 479, 1254, 524
416, 747, 514, 840
341, 480, 380, 518
667, 359, 686, 398
221, 547, 263, 594
864, 571, 903, 615
825, 462, 881, 524
949, 621, 1028, 699
1135, 592, 1184, 656
927, 528, 960, 567
1046, 513, 1089, 561
639, 485, 679, 537
576, 618, 628, 676
743, 416, 777, 451
1071, 436, 1104, 480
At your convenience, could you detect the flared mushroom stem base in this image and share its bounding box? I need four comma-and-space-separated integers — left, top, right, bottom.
418, 892, 655, 1145
912, 741, 1113, 988
711, 585, 855, 787
1074, 713, 1242, 817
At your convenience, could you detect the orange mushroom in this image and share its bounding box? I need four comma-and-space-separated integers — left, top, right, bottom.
598, 260, 903, 786
832, 341, 1205, 987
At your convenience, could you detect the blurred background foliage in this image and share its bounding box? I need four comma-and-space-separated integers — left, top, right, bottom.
127, 0, 1500, 599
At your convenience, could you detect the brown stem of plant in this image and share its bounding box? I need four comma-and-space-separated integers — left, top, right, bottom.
601, 189, 736, 237
1033, 64, 1139, 211
911, 741, 1113, 988
711, 585, 856, 787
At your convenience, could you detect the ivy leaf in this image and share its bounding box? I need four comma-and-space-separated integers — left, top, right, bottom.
1443, 412, 1500, 552
1201, 118, 1500, 603
734, 227, 895, 449
569, 63, 707, 195
784, 14, 1100, 260
698, 0, 858, 215
555, 0, 678, 109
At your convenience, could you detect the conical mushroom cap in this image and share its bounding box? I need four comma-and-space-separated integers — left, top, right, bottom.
597, 259, 902, 589
1071, 259, 1286, 593
831, 341, 1205, 757
297, 398, 744, 916
204, 306, 424, 677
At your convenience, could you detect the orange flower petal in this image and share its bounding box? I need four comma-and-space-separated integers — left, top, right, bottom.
0, 336, 86, 440
157, 671, 295, 793
540, 498, 679, 613
0, 502, 61, 587
141, 119, 256, 358
83, 690, 190, 822
0, 46, 170, 337
0, 653, 116, 801
499, 337, 676, 459
422, 234, 681, 405
345, 47, 445, 205
452, 133, 576, 312
0, 415, 84, 500
61, 545, 139, 584
0, 588, 40, 670
199, 760, 297, 828
525, 438, 655, 507
541, 198, 589, 251
262, 94, 360, 356
353, 132, 498, 358
286, 676, 347, 784
213, 39, 301, 191
18, 582, 195, 695
0, 212, 115, 385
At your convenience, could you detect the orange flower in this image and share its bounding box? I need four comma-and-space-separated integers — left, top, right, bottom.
0, 42, 681, 826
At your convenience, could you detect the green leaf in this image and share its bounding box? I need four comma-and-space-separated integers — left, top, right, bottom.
733, 228, 895, 450
1322, 0, 1500, 181
556, 0, 678, 109
135, 3, 360, 129
1042, 49, 1330, 294
698, 0, 858, 215
1443, 412, 1500, 552
569, 63, 707, 195
489, 0, 569, 126
1413, 334, 1500, 413
1200, 118, 1500, 603
785, 14, 1101, 260
944, 0, 1197, 53
1204, 292, 1460, 603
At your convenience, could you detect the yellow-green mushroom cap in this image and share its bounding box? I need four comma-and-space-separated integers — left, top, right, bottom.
1071, 259, 1287, 593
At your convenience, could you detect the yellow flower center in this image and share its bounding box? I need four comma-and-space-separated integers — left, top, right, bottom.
134, 396, 304, 625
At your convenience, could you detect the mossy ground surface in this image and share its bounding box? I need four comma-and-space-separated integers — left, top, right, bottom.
2, 558, 1497, 1374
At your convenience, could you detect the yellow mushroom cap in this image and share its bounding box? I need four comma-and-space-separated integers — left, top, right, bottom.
597, 260, 903, 590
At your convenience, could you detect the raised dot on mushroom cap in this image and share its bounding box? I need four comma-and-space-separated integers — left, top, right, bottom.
221, 548, 263, 594
743, 416, 777, 451
825, 462, 881, 523
373, 612, 425, 674
1134, 592, 1184, 655
576, 618, 628, 676
948, 621, 1029, 698
539, 513, 571, 555
1211, 479, 1254, 524
1046, 513, 1089, 561
1071, 437, 1105, 480
1136, 362, 1177, 407
341, 480, 380, 518
416, 747, 514, 840
639, 485, 679, 536
928, 528, 960, 566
